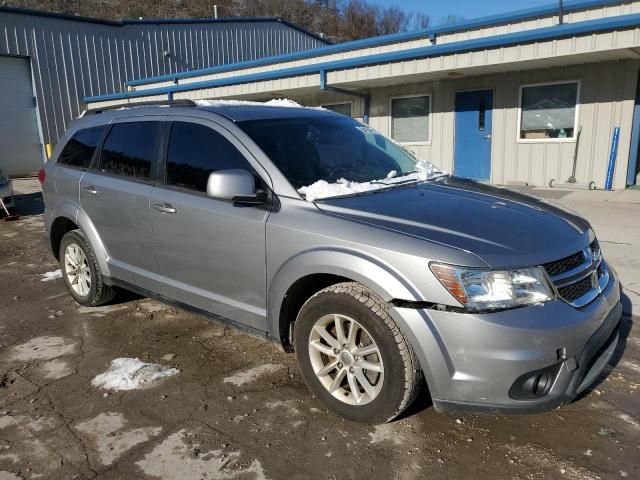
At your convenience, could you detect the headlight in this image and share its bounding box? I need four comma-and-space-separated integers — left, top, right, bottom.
430, 263, 554, 310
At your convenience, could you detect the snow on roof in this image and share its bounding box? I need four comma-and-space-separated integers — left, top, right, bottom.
195, 98, 326, 110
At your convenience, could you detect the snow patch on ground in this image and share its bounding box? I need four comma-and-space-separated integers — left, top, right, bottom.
91, 358, 179, 391
369, 424, 404, 445
7, 336, 77, 362
75, 412, 162, 466
299, 160, 444, 202
135, 429, 268, 480
265, 400, 300, 416
40, 269, 62, 282
223, 364, 285, 386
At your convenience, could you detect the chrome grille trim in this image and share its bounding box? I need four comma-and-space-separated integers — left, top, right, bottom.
543, 239, 608, 308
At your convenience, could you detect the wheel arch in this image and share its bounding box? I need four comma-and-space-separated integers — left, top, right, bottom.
268, 247, 423, 352
49, 201, 111, 277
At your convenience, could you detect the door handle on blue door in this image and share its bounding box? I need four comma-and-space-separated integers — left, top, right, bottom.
483, 134, 492, 140
83, 186, 98, 195
153, 203, 177, 214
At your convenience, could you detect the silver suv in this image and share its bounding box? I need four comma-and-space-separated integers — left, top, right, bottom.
41, 100, 621, 423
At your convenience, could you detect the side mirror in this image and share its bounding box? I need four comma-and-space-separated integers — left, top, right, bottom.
206, 169, 267, 205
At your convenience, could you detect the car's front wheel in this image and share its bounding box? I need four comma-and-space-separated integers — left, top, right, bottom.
294, 282, 423, 423
59, 229, 116, 306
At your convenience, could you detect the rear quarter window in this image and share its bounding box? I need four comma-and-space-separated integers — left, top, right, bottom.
57, 126, 106, 168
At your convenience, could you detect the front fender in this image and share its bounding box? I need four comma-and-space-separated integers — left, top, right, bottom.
267, 246, 422, 339
267, 247, 449, 397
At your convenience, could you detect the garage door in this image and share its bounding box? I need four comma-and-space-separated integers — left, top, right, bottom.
0, 56, 43, 176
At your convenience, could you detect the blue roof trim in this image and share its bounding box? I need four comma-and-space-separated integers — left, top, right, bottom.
86, 12, 640, 103
0, 6, 327, 43
126, 0, 627, 87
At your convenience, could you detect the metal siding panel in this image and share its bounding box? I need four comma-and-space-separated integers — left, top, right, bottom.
1, 11, 327, 143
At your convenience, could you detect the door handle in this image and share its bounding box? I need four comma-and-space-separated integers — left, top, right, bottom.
153, 203, 177, 214
83, 186, 98, 195
483, 134, 492, 140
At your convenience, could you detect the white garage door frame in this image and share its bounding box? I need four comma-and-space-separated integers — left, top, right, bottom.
0, 54, 47, 177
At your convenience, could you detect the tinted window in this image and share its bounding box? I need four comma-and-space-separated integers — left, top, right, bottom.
166, 122, 252, 192
58, 126, 106, 168
237, 116, 416, 189
100, 122, 160, 180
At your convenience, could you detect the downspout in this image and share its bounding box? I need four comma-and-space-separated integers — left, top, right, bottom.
626, 69, 640, 186
319, 69, 371, 124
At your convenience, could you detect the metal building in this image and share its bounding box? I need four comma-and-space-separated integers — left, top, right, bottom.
87, 0, 640, 191
0, 6, 326, 175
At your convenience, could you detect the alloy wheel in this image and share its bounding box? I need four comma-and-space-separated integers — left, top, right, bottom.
64, 242, 91, 297
308, 313, 384, 405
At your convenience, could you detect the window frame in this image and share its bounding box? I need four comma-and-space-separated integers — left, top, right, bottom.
320, 101, 354, 117
158, 118, 272, 199
57, 125, 108, 171
95, 118, 165, 185
516, 80, 581, 144
388, 93, 432, 146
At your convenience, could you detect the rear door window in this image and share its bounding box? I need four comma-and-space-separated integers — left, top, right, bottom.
99, 122, 160, 181
58, 126, 106, 168
164, 122, 254, 193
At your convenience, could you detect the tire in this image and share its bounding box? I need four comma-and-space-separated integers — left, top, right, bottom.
294, 282, 423, 423
59, 229, 116, 307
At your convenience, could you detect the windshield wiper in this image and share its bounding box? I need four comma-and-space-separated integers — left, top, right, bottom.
370, 177, 419, 186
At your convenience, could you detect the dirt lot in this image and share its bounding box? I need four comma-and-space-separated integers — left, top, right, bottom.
0, 185, 639, 480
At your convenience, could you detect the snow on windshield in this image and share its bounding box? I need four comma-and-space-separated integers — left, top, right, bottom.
299, 160, 443, 202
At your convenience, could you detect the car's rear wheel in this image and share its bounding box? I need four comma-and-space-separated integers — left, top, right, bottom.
59, 229, 116, 306
294, 282, 423, 423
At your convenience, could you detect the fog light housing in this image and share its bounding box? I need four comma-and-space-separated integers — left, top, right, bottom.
509, 363, 562, 400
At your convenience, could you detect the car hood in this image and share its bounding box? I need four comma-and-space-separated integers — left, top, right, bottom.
315, 176, 592, 269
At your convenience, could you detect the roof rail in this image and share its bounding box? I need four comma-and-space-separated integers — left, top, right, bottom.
82, 99, 197, 116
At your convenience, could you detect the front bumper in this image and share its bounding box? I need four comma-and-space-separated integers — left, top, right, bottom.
390, 265, 622, 414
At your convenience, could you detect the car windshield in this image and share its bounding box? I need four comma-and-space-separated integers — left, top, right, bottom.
237, 115, 442, 201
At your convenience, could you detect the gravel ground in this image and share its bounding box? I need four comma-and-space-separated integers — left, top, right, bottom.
0, 184, 638, 480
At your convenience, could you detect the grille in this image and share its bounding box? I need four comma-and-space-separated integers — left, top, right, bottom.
544, 239, 606, 308
543, 250, 586, 277
557, 275, 594, 303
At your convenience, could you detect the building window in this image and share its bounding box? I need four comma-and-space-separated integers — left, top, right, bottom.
519, 81, 579, 141
322, 102, 352, 117
390, 95, 430, 143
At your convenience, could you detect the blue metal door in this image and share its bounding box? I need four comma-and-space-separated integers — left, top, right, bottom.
454, 90, 493, 180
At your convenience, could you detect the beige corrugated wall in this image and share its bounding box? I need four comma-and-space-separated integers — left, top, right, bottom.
291, 59, 638, 190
